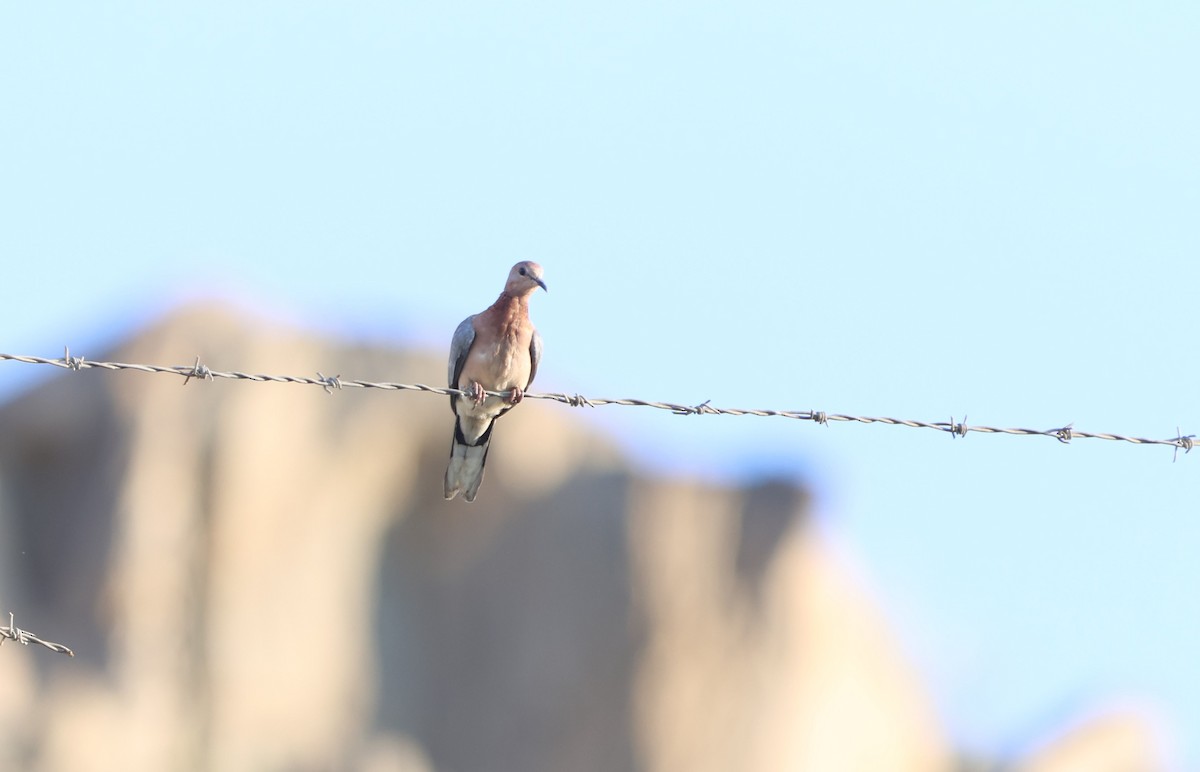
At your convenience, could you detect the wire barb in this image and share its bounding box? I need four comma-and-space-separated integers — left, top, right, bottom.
317, 372, 343, 394
566, 393, 594, 408
62, 346, 85, 371
674, 399, 713, 416
182, 356, 212, 386
1173, 427, 1195, 463
0, 350, 1192, 461
1, 612, 74, 657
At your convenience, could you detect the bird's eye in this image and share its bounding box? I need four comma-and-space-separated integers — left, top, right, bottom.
519, 267, 527, 276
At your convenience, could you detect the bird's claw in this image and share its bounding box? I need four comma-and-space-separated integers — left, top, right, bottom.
507, 386, 524, 405
469, 382, 486, 406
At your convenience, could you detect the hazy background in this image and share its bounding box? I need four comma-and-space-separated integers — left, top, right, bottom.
2, 2, 1197, 766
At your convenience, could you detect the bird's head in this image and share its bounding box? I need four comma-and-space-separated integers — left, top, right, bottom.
505, 261, 548, 295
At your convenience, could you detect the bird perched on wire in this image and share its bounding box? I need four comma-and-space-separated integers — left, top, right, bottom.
444, 261, 547, 502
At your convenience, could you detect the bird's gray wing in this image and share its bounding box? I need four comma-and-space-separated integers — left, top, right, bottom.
527, 327, 543, 389
448, 315, 477, 411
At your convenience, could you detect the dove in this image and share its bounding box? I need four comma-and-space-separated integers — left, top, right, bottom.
444, 261, 546, 502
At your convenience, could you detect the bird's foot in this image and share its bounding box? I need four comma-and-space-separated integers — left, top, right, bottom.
468, 381, 486, 406
506, 386, 524, 405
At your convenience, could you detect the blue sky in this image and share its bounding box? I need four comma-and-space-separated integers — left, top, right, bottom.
3, 2, 1198, 765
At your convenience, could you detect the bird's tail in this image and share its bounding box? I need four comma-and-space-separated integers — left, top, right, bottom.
444, 419, 495, 502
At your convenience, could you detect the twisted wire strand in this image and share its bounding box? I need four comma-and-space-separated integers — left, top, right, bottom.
1, 612, 74, 657
0, 350, 1193, 458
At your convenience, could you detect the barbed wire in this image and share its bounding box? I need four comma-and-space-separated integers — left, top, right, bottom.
1, 612, 74, 657
0, 348, 1193, 461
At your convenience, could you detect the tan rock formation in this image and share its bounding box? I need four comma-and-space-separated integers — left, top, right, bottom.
0, 306, 1156, 771
1019, 708, 1168, 772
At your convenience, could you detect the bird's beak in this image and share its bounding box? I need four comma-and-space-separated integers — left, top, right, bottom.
535, 277, 548, 292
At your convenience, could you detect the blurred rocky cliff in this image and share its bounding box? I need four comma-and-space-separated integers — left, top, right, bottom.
0, 308, 1164, 772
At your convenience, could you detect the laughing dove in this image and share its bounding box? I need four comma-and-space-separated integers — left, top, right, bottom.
444, 261, 547, 502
